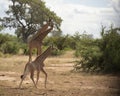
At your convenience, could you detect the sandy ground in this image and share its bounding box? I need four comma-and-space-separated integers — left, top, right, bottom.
0, 52, 120, 96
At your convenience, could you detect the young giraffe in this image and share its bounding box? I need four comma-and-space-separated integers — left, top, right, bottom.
19, 45, 56, 88
28, 22, 53, 62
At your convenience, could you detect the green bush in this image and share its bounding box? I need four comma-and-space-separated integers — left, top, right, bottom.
51, 49, 63, 56
20, 43, 29, 55
0, 33, 22, 55
74, 27, 120, 73
1, 41, 20, 54
99, 27, 120, 73
74, 39, 101, 72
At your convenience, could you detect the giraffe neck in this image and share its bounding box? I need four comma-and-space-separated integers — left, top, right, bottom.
36, 27, 53, 41
34, 46, 52, 63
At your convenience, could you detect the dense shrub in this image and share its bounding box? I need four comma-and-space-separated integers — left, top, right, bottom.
20, 43, 29, 55
0, 33, 21, 55
99, 27, 120, 72
44, 35, 69, 50
44, 32, 82, 51
0, 33, 11, 46
51, 49, 63, 56
1, 41, 20, 54
74, 27, 120, 73
74, 37, 101, 72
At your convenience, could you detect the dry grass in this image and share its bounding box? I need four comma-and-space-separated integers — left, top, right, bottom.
0, 51, 120, 96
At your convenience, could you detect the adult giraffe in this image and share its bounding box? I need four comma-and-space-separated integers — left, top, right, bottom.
28, 20, 53, 62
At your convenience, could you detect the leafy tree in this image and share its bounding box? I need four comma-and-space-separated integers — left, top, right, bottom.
0, 0, 62, 42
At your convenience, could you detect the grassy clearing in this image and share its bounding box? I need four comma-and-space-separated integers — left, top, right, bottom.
0, 52, 120, 96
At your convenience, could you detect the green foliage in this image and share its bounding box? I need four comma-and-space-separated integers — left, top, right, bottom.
74, 27, 120, 73
67, 32, 81, 50
74, 35, 101, 72
0, 33, 22, 55
44, 32, 84, 51
0, 33, 11, 46
43, 35, 76, 56
1, 41, 19, 54
99, 27, 120, 72
74, 33, 94, 57
51, 49, 63, 56
44, 35, 69, 50
17, 42, 29, 55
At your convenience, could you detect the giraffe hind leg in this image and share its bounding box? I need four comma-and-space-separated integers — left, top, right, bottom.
41, 67, 47, 88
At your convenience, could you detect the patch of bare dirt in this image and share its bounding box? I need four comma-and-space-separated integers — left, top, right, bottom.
0, 53, 120, 96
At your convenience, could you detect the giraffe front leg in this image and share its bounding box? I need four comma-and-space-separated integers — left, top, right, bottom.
36, 71, 40, 86
30, 70, 37, 88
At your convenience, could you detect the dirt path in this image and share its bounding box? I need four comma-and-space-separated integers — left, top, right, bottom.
0, 55, 120, 96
